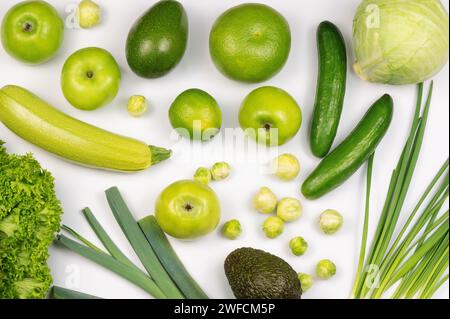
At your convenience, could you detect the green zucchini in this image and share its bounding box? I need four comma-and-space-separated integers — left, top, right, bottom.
310, 21, 347, 158
302, 94, 393, 199
0, 85, 170, 171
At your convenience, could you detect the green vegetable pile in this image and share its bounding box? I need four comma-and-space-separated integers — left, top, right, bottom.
0, 0, 448, 300
0, 141, 62, 298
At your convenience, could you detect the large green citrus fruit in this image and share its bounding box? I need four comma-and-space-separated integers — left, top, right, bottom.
209, 3, 291, 83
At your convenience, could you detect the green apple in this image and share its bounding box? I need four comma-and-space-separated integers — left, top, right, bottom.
61, 47, 121, 110
1, 0, 64, 64
239, 86, 302, 146
155, 180, 221, 239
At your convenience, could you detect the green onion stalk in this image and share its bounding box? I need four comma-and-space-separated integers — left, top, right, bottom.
351, 82, 449, 299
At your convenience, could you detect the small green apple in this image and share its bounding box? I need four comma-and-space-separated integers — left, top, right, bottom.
1, 0, 64, 64
61, 47, 121, 110
239, 86, 302, 146
155, 180, 221, 239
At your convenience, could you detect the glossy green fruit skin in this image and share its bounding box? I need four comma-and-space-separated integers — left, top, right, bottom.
1, 0, 64, 64
239, 86, 302, 146
310, 21, 347, 158
155, 180, 221, 239
302, 94, 393, 199
209, 3, 291, 83
61, 47, 121, 110
169, 88, 222, 141
126, 0, 188, 78
0, 85, 160, 172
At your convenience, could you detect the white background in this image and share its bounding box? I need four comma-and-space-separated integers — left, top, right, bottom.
0, 0, 448, 299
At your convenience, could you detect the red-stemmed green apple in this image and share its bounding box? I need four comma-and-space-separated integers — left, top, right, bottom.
61, 47, 121, 110
1, 0, 64, 64
239, 86, 302, 146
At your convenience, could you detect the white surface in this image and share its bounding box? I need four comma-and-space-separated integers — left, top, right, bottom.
0, 0, 448, 299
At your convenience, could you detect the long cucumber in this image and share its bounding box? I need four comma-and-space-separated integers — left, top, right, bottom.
0, 85, 170, 171
310, 21, 347, 158
302, 94, 393, 199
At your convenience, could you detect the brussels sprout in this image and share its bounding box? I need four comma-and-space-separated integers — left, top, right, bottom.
78, 0, 101, 29
289, 236, 308, 256
194, 167, 212, 185
316, 259, 336, 279
272, 153, 300, 181
277, 197, 303, 222
252, 187, 277, 214
262, 216, 284, 239
221, 219, 241, 240
319, 209, 343, 235
211, 162, 231, 181
353, 0, 449, 84
297, 273, 313, 292
127, 95, 148, 117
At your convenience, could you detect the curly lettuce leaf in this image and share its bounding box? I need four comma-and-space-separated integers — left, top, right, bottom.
0, 141, 63, 299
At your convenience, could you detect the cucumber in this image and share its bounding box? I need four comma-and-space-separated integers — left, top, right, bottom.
0, 85, 170, 171
310, 21, 347, 158
302, 94, 393, 199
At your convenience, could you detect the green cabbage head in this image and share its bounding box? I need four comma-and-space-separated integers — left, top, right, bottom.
353, 0, 449, 85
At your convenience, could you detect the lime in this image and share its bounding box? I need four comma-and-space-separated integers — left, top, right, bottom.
209, 3, 291, 83
169, 88, 222, 141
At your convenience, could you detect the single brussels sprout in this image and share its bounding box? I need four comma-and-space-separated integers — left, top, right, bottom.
272, 153, 300, 181
297, 273, 313, 292
211, 162, 231, 181
289, 236, 308, 256
262, 216, 284, 239
78, 0, 101, 29
221, 219, 242, 240
353, 0, 449, 84
277, 197, 303, 222
194, 167, 212, 185
316, 259, 336, 279
127, 95, 148, 117
252, 187, 277, 214
319, 209, 343, 235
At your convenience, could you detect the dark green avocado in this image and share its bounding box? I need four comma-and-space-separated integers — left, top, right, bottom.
224, 247, 302, 299
125, 0, 188, 78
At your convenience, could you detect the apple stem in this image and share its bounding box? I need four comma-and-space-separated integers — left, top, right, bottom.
149, 145, 172, 165
263, 123, 272, 131
86, 71, 94, 79
23, 22, 33, 32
